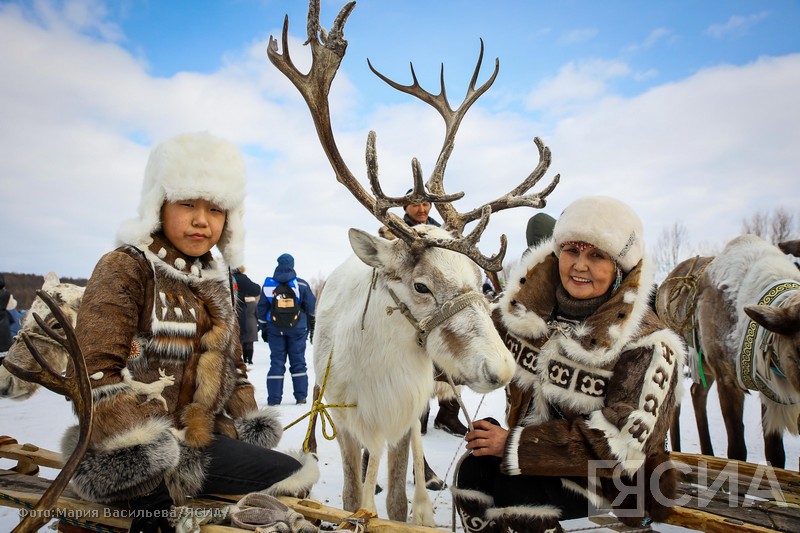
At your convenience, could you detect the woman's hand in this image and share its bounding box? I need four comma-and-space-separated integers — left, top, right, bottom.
464, 419, 508, 457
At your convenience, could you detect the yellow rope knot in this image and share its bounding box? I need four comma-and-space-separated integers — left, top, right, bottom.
282, 349, 355, 453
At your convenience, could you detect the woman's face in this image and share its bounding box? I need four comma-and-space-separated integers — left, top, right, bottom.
558, 242, 616, 299
161, 199, 226, 257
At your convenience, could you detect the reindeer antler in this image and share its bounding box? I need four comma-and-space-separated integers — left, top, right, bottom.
268, 0, 559, 271
2, 290, 93, 533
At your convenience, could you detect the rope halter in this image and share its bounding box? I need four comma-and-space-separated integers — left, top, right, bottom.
385, 288, 488, 348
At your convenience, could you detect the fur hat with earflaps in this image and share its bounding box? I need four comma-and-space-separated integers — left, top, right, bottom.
553, 195, 644, 273
116, 131, 247, 269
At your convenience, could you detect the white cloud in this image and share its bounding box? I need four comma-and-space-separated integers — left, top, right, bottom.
706, 11, 770, 39
524, 59, 631, 114
559, 28, 598, 45
1, 1, 799, 285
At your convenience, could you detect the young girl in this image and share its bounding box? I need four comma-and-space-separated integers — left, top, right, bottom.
452, 196, 686, 532
63, 132, 318, 530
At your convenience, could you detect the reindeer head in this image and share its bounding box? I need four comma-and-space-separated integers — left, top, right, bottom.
745, 295, 800, 393
348, 226, 514, 392
0, 272, 84, 399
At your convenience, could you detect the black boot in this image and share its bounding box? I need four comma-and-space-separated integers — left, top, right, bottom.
434, 397, 468, 436
452, 487, 500, 533
412, 456, 445, 491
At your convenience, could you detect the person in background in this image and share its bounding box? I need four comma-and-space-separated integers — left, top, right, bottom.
452, 196, 684, 532
525, 212, 556, 249
257, 253, 316, 406
67, 132, 318, 533
401, 194, 470, 436
234, 267, 262, 366
6, 294, 22, 339
0, 274, 13, 353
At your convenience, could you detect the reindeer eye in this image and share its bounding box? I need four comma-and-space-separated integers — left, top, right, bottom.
414, 283, 430, 294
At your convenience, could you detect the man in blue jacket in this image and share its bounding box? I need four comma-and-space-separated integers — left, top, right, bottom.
257, 253, 316, 405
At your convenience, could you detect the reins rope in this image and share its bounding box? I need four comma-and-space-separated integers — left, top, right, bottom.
16, 329, 63, 349
658, 256, 711, 334
386, 288, 488, 348
283, 348, 355, 454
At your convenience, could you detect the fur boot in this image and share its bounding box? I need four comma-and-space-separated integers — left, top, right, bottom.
452, 487, 500, 533
487, 505, 564, 533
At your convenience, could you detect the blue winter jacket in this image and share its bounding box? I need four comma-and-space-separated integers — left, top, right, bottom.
257, 275, 316, 332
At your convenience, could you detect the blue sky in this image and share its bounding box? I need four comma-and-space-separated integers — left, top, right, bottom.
1, 0, 799, 282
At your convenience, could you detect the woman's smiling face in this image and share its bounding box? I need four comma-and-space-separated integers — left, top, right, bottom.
558, 241, 615, 299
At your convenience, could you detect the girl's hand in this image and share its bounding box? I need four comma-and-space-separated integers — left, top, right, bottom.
464, 419, 508, 457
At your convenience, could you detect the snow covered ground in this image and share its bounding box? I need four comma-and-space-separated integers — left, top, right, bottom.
2, 341, 798, 531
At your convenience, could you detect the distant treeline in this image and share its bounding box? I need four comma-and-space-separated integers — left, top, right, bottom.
1, 272, 88, 310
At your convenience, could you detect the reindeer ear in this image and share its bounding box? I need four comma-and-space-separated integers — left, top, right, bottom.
349, 228, 396, 269
744, 303, 800, 336
43, 271, 60, 289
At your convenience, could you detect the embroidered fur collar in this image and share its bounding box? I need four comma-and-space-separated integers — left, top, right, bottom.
494, 239, 656, 367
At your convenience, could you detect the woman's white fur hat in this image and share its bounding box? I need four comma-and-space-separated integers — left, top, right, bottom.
553, 195, 644, 273
116, 132, 247, 269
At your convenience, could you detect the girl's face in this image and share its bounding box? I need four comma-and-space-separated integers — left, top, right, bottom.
558, 242, 616, 300
161, 199, 226, 258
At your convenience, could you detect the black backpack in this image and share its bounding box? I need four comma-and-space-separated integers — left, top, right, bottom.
270, 282, 301, 329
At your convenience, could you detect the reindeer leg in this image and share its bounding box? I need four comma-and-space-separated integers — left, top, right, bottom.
339, 431, 363, 513
691, 375, 715, 456
761, 402, 786, 468
714, 373, 747, 462
362, 444, 382, 515
386, 433, 410, 522
669, 402, 682, 452
409, 421, 435, 526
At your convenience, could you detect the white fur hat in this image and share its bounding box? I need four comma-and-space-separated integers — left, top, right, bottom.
553, 195, 644, 273
116, 132, 247, 269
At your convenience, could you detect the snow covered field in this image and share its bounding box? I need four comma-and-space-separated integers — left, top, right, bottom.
2, 341, 798, 531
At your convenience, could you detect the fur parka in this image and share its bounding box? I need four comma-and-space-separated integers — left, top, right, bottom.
493, 241, 686, 524
64, 233, 285, 504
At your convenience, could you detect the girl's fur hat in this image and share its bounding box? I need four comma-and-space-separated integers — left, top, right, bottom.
553, 195, 644, 273
116, 132, 247, 269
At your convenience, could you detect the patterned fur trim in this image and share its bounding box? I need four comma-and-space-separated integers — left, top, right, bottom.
451, 486, 495, 507
66, 418, 179, 502
165, 442, 210, 505
485, 504, 561, 521
503, 427, 524, 475
585, 410, 645, 475
259, 450, 320, 498
235, 408, 283, 449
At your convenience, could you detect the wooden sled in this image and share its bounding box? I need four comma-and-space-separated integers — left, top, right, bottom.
4, 437, 800, 533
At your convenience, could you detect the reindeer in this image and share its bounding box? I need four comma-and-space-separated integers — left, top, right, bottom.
0, 272, 84, 399
267, 0, 559, 524
657, 235, 800, 469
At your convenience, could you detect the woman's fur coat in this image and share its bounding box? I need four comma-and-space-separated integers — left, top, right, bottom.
493, 241, 686, 524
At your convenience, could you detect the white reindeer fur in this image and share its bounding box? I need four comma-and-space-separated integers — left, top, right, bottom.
314, 227, 515, 524
705, 234, 800, 434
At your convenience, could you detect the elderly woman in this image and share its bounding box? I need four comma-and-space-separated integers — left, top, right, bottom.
451, 196, 685, 532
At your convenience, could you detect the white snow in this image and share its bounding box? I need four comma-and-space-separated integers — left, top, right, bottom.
1, 341, 798, 531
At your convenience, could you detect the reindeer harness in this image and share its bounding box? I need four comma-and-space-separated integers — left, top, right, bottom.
737, 279, 800, 404
384, 286, 488, 348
